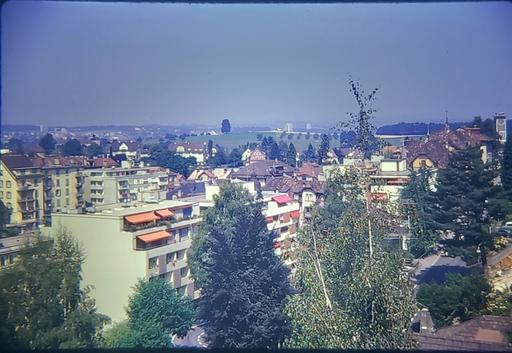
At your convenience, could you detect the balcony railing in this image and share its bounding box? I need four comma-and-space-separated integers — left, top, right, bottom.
123, 215, 201, 232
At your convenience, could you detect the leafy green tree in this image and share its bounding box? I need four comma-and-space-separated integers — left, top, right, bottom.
189, 184, 292, 348
481, 118, 497, 139
401, 168, 437, 258
146, 144, 197, 177
417, 272, 491, 328
428, 147, 500, 265
261, 136, 275, 157
102, 321, 140, 348
278, 141, 288, 162
62, 139, 84, 156
85, 143, 104, 158
39, 133, 57, 155
285, 170, 416, 349
256, 133, 263, 141
207, 145, 227, 167
221, 119, 231, 133
7, 137, 24, 154
228, 147, 243, 167
126, 277, 195, 348
472, 116, 482, 128
0, 229, 109, 349
317, 133, 330, 164
286, 143, 297, 167
502, 137, 512, 192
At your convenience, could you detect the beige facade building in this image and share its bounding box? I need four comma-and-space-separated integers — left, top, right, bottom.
0, 154, 44, 230
83, 167, 168, 206
49, 200, 201, 324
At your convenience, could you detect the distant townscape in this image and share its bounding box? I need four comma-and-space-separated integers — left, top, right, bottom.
2, 106, 512, 350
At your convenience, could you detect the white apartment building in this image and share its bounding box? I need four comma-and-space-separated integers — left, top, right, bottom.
83, 167, 169, 206
49, 200, 201, 324
370, 159, 410, 203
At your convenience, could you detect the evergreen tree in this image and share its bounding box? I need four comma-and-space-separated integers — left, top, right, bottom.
502, 137, 512, 192
428, 147, 500, 265
39, 133, 57, 155
401, 168, 437, 258
286, 143, 297, 167
207, 139, 214, 159
7, 138, 24, 154
317, 134, 330, 164
189, 184, 292, 348
278, 140, 288, 162
261, 136, 275, 157
285, 170, 416, 349
0, 229, 109, 349
269, 142, 280, 161
302, 143, 317, 163
62, 139, 84, 156
228, 148, 243, 167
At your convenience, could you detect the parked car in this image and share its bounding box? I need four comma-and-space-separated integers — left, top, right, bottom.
496, 227, 512, 237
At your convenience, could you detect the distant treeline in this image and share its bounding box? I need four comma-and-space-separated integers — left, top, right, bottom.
376, 122, 469, 136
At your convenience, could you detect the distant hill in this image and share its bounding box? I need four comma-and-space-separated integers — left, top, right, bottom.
376, 122, 468, 136
2, 124, 41, 133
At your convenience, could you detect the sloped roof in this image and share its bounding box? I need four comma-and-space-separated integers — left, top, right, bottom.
416, 315, 512, 351
92, 157, 118, 168
169, 141, 206, 153
231, 160, 295, 178
297, 162, 321, 178
1, 154, 35, 170
111, 140, 139, 152
263, 176, 325, 195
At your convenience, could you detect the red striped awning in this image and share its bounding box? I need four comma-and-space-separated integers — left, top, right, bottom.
272, 195, 293, 205
125, 212, 160, 224
290, 210, 301, 219
137, 230, 171, 243
155, 209, 174, 218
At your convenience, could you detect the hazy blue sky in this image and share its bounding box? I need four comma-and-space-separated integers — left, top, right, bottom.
2, 1, 512, 128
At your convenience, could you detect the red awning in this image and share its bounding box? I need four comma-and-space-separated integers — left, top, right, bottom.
137, 230, 171, 243
266, 216, 274, 223
290, 210, 301, 219
272, 195, 293, 205
155, 209, 174, 218
125, 212, 160, 224
273, 241, 281, 249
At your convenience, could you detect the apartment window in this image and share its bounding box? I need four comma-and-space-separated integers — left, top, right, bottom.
179, 227, 189, 238
148, 257, 158, 269
0, 256, 6, 267
166, 252, 176, 264
6, 202, 12, 209
6, 181, 11, 188
66, 179, 69, 186
8, 255, 15, 264
6, 191, 11, 199
177, 250, 186, 261
65, 188, 69, 196
66, 198, 70, 206
56, 189, 61, 197
56, 179, 60, 187
280, 226, 289, 234
0, 191, 3, 198
180, 267, 189, 277
56, 199, 61, 207
0, 180, 3, 188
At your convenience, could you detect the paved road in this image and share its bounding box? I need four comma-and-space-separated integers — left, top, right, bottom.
412, 254, 472, 290
172, 325, 207, 348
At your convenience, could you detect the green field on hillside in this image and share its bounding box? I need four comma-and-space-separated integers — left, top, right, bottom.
185, 132, 322, 151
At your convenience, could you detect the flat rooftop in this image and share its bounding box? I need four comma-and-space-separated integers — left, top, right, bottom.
55, 200, 196, 218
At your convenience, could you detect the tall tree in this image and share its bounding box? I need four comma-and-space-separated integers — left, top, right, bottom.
502, 137, 512, 192
228, 148, 243, 167
481, 118, 497, 139
146, 144, 197, 177
427, 147, 500, 265
472, 116, 482, 128
278, 140, 288, 162
221, 119, 231, 133
127, 278, 195, 348
7, 138, 24, 154
286, 143, 297, 167
340, 79, 378, 158
401, 168, 437, 258
62, 139, 84, 156
207, 139, 214, 159
269, 142, 280, 161
317, 133, 330, 164
0, 229, 109, 349
285, 169, 417, 349
85, 143, 104, 158
301, 143, 317, 163
189, 184, 292, 348
39, 133, 57, 155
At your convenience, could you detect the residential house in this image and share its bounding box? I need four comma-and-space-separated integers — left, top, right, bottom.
110, 141, 143, 160
242, 147, 267, 165
370, 159, 411, 204
169, 142, 215, 165
0, 232, 40, 269
230, 160, 296, 186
